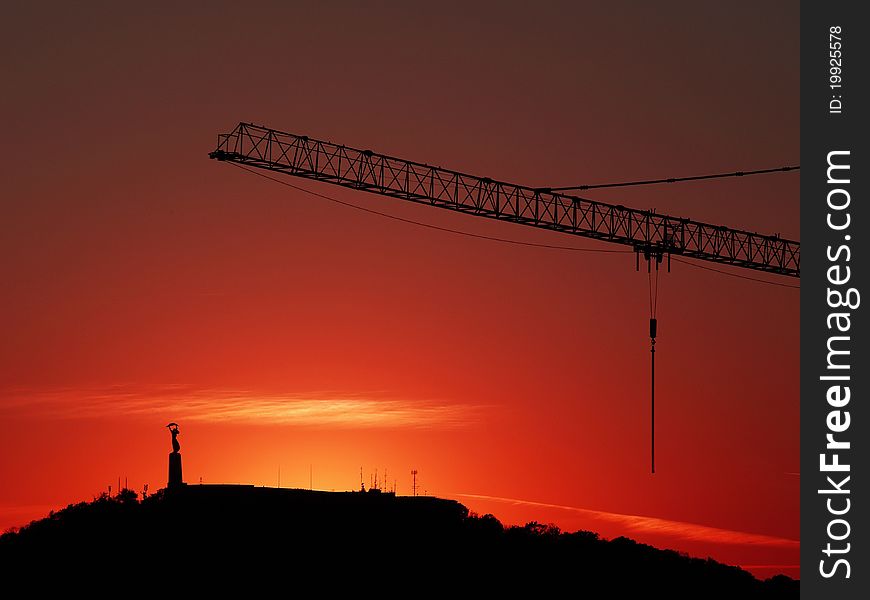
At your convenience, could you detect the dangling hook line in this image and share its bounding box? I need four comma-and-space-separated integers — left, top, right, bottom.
647, 256, 660, 475
650, 332, 656, 474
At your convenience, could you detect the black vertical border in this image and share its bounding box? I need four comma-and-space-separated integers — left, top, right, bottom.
801, 2, 867, 598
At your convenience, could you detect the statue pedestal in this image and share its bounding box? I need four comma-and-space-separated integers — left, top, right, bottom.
168, 452, 183, 488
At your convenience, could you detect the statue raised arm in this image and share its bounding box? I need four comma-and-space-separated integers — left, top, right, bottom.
166, 422, 180, 454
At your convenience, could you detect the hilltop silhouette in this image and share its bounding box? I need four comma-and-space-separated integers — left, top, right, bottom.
1, 485, 796, 596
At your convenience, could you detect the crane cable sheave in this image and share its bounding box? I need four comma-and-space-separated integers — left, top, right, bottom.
210, 122, 799, 278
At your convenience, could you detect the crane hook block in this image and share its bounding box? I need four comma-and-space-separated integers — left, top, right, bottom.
649, 318, 657, 340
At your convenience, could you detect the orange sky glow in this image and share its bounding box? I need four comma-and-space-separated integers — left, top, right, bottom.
1, 1, 799, 580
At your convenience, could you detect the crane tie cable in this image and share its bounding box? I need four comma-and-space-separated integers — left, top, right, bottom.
231, 163, 631, 254
547, 165, 799, 192
229, 163, 799, 290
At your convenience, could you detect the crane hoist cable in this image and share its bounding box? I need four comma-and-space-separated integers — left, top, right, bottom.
648, 255, 661, 474
637, 246, 665, 474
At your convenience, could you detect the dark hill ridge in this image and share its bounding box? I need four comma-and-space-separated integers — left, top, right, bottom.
1, 485, 797, 596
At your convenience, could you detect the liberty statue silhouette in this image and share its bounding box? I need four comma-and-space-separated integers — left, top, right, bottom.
167, 422, 181, 453
166, 423, 183, 488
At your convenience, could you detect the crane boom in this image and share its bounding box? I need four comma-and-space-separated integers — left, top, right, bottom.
209, 122, 799, 277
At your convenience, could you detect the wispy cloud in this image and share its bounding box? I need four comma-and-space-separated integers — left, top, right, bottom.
1, 385, 478, 428
456, 493, 799, 548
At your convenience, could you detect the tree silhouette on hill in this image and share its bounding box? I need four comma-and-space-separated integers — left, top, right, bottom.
0, 486, 797, 597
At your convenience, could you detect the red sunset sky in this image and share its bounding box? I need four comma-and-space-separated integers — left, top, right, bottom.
1, 1, 798, 579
